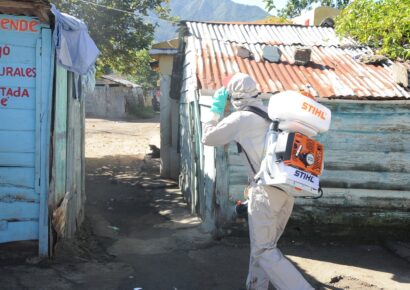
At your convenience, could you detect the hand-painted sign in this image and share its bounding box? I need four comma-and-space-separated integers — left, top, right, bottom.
0, 18, 39, 32
0, 45, 10, 58
0, 66, 36, 77
0, 44, 34, 107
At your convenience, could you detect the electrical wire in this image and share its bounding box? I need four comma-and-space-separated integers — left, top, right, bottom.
75, 0, 137, 16
71, 0, 173, 23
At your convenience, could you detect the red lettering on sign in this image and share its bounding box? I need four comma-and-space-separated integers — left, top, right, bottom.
0, 18, 39, 32
0, 66, 36, 78
10, 19, 18, 30
21, 89, 29, 97
0, 87, 30, 99
0, 98, 8, 107
0, 46, 10, 59
0, 19, 9, 30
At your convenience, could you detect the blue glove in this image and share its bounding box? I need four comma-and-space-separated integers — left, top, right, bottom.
210, 87, 229, 115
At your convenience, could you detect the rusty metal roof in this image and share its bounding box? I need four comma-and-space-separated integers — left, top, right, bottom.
101, 75, 141, 88
0, 0, 51, 23
183, 21, 410, 100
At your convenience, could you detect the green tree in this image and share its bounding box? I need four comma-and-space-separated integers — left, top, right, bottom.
263, 0, 349, 18
335, 0, 410, 60
53, 0, 172, 88
128, 50, 159, 90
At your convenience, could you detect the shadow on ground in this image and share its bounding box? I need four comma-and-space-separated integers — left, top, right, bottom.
0, 153, 409, 290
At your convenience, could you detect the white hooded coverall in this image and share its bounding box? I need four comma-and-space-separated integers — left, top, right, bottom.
202, 73, 313, 290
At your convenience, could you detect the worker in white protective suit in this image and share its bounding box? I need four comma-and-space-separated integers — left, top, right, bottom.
202, 73, 313, 290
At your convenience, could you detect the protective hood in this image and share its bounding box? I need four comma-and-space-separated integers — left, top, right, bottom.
226, 73, 261, 110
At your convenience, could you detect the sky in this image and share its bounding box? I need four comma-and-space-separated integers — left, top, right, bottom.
231, 0, 288, 14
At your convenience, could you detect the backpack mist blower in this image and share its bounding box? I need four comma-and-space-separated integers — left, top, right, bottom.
236, 91, 332, 217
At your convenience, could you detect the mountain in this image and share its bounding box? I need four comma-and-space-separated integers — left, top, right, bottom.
153, 0, 270, 42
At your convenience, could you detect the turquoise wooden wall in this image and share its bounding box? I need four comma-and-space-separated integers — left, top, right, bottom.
50, 67, 86, 245
0, 15, 53, 255
294, 101, 410, 227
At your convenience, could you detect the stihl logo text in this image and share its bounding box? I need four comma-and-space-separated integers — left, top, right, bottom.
294, 170, 314, 183
302, 102, 326, 120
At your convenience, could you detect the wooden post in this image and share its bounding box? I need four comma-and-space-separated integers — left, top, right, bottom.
170, 98, 180, 180
160, 74, 172, 178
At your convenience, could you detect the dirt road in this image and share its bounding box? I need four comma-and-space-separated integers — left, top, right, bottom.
0, 117, 409, 290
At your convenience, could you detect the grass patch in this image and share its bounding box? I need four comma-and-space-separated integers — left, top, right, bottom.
128, 105, 156, 119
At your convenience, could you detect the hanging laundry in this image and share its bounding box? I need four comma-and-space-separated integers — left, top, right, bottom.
51, 4, 100, 75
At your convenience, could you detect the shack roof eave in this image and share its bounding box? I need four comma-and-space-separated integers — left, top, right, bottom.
149, 48, 178, 56
101, 75, 141, 88
0, 0, 51, 23
199, 88, 410, 103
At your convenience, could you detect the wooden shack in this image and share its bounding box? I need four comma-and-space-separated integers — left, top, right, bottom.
0, 1, 91, 255
169, 21, 410, 233
86, 75, 145, 119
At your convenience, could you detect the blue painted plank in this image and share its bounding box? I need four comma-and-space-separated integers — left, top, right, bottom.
0, 201, 39, 220
0, 167, 35, 188
0, 14, 44, 36
38, 28, 53, 256
0, 14, 50, 250
0, 109, 35, 130
321, 169, 410, 190
0, 45, 36, 65
0, 72, 36, 87
330, 112, 410, 132
52, 65, 68, 204
0, 32, 38, 47
0, 187, 38, 202
0, 221, 38, 243
318, 131, 410, 153
0, 88, 35, 109
0, 152, 35, 167
0, 131, 35, 152
325, 150, 410, 173
35, 36, 41, 196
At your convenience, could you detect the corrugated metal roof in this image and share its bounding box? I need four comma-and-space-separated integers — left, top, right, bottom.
186, 21, 356, 47
0, 0, 51, 23
101, 75, 141, 88
184, 21, 410, 100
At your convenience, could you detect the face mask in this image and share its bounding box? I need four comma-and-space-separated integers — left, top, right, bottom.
231, 96, 262, 110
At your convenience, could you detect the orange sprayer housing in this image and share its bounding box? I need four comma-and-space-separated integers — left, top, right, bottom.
280, 133, 324, 176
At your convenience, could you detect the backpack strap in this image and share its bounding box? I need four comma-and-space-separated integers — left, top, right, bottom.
242, 106, 270, 121
237, 106, 271, 176
237, 143, 257, 175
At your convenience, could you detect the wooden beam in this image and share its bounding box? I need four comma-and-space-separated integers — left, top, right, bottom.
0, 1, 51, 23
